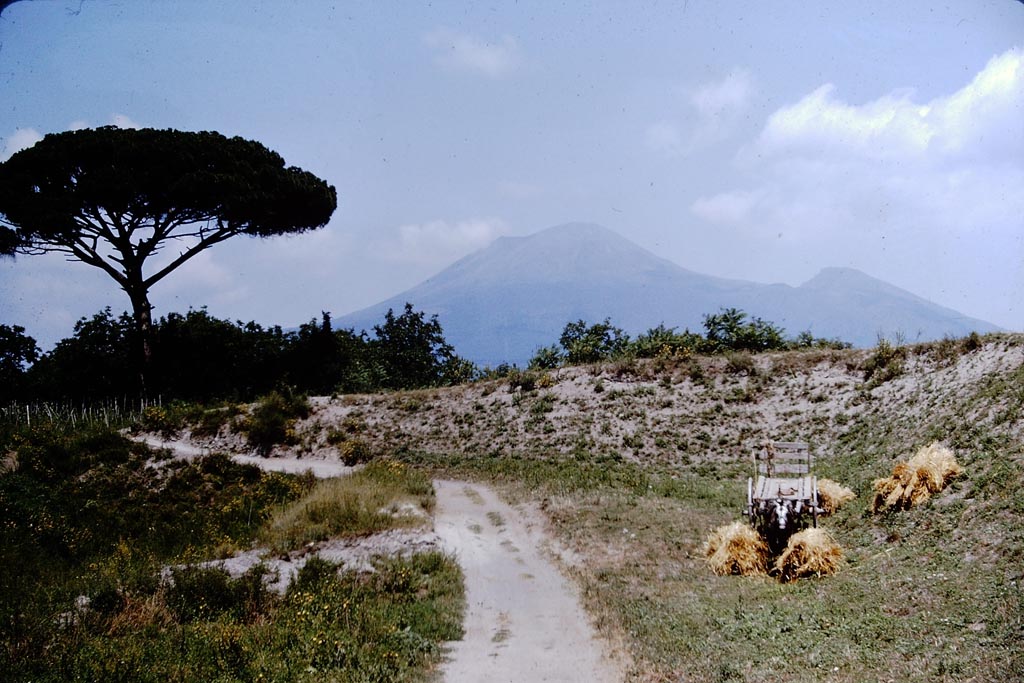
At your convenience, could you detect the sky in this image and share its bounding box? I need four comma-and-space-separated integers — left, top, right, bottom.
1, 0, 1022, 350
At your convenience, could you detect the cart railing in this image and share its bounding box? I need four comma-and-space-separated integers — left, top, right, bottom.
753, 441, 812, 477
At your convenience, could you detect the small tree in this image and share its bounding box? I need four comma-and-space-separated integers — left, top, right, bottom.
369, 303, 472, 390
558, 318, 629, 365
702, 307, 787, 352
26, 309, 138, 401
0, 127, 337, 392
0, 324, 40, 402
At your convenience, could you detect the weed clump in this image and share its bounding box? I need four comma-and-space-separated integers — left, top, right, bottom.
861, 339, 906, 385
773, 527, 843, 582
704, 522, 768, 576
241, 390, 310, 455
871, 442, 962, 512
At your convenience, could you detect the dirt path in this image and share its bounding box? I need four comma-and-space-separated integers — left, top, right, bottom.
434, 480, 623, 683
135, 434, 356, 478
136, 435, 623, 681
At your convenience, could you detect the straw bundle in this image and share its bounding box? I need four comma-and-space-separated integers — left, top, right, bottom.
816, 479, 856, 515
872, 442, 962, 512
704, 522, 769, 576
773, 527, 843, 582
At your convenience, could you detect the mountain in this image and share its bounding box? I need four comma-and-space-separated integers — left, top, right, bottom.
336, 222, 1000, 366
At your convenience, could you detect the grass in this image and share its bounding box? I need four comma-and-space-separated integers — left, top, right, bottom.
13, 332, 1018, 682
30, 551, 463, 683
0, 417, 462, 683
261, 459, 434, 553
388, 335, 1024, 681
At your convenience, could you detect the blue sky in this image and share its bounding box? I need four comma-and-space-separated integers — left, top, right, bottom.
1, 0, 1022, 348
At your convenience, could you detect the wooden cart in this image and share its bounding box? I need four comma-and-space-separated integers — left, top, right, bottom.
745, 441, 818, 550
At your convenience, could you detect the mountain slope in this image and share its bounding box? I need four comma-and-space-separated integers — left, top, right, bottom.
337, 223, 999, 365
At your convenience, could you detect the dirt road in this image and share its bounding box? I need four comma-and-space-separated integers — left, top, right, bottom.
137, 435, 622, 681
434, 480, 622, 683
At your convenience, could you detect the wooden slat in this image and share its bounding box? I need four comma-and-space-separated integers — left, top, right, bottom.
758, 463, 809, 474
752, 475, 816, 502
758, 452, 808, 460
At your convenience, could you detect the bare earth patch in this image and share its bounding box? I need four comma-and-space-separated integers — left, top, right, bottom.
434, 479, 626, 682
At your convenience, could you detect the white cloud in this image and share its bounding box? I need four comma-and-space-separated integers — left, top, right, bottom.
111, 113, 142, 129
690, 188, 766, 225
1, 127, 43, 161
689, 47, 1024, 328
383, 218, 511, 266
424, 28, 521, 77
647, 68, 754, 155
691, 68, 753, 120
755, 48, 1023, 163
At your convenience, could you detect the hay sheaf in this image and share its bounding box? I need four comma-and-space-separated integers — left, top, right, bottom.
773, 528, 843, 582
704, 522, 768, 576
816, 478, 856, 515
872, 442, 962, 513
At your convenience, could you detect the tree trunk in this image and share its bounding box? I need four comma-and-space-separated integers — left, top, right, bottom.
126, 287, 154, 397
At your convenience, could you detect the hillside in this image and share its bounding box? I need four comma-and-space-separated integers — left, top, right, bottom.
186, 333, 1024, 681
336, 223, 1000, 366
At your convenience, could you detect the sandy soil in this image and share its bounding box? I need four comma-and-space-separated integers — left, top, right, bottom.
137, 434, 624, 682
135, 434, 356, 478
434, 479, 624, 683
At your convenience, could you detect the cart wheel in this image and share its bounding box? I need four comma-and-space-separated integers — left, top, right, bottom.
746, 477, 753, 522
811, 475, 818, 528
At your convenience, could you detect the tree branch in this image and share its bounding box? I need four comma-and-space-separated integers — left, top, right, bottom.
143, 226, 239, 288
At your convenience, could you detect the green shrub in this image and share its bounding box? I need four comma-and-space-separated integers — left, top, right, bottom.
166, 564, 272, 624
289, 556, 341, 594
862, 339, 906, 385
724, 351, 756, 376
506, 367, 537, 393
242, 390, 310, 454
191, 403, 242, 437
338, 438, 372, 466
528, 345, 563, 370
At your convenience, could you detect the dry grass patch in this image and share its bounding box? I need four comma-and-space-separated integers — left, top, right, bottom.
816, 478, 856, 514
704, 522, 768, 576
773, 527, 844, 582
872, 442, 963, 512
261, 460, 433, 553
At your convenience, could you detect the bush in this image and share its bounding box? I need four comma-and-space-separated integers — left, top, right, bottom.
165, 564, 273, 624
242, 390, 310, 454
506, 368, 537, 393
338, 439, 372, 466
528, 345, 562, 370
724, 351, 756, 376
862, 339, 906, 385
289, 556, 341, 594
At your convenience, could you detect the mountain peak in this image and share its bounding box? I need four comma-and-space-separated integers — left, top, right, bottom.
803, 267, 882, 289
339, 223, 1000, 365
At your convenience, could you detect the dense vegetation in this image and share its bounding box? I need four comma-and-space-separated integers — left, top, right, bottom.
0, 416, 462, 682
0, 126, 338, 391
2, 305, 843, 406
0, 303, 474, 403
528, 308, 847, 370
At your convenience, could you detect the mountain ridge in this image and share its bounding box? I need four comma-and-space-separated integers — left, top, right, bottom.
338, 223, 999, 366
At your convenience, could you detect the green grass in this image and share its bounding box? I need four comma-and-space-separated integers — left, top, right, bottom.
390, 338, 1024, 682
0, 421, 462, 683
25, 551, 463, 683
260, 460, 435, 553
